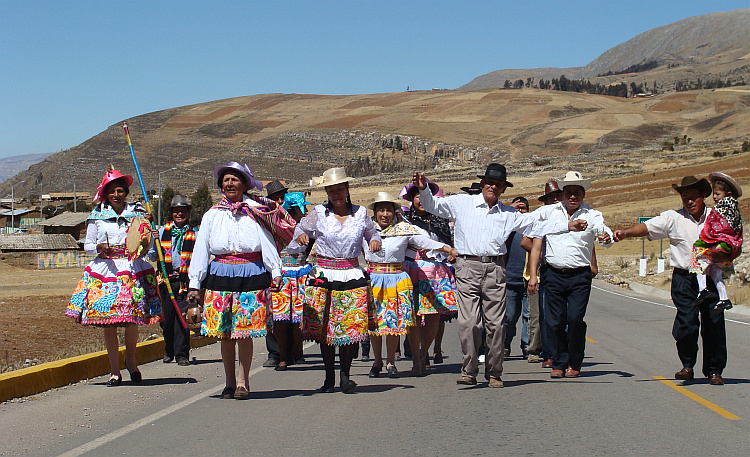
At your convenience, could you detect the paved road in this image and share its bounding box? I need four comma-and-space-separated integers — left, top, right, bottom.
2, 280, 750, 456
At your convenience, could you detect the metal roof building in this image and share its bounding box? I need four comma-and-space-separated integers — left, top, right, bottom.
0, 234, 80, 252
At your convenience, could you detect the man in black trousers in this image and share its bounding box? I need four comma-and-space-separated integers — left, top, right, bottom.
614, 176, 726, 385
527, 172, 612, 378
149, 195, 196, 366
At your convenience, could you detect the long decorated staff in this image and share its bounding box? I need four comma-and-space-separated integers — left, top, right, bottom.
123, 121, 189, 331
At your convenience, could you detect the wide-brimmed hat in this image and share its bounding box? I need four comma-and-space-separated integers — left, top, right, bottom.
368, 191, 401, 211
265, 180, 289, 198
538, 179, 562, 202
708, 172, 742, 198
672, 176, 711, 198
477, 163, 513, 187
214, 162, 263, 192
282, 192, 314, 214
310, 167, 355, 187
93, 167, 134, 203
460, 182, 482, 195
400, 179, 440, 201
169, 194, 191, 209
560, 171, 591, 191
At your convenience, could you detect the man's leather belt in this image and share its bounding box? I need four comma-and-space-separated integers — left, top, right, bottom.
460, 254, 505, 263
547, 265, 590, 275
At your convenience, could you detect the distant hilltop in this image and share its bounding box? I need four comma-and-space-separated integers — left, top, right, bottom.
460, 9, 750, 92
0, 153, 52, 184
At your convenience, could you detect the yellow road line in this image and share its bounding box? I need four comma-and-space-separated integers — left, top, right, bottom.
653, 376, 742, 420
585, 336, 597, 343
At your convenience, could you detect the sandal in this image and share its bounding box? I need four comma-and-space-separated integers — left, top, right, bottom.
106, 374, 122, 387
221, 386, 235, 399
234, 386, 250, 400
386, 365, 399, 378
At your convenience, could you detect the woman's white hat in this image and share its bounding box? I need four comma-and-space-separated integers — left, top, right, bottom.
367, 191, 400, 210
310, 167, 355, 187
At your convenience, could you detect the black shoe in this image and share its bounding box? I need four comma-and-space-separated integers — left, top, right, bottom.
274, 363, 288, 371
129, 370, 142, 383
341, 380, 357, 393
319, 384, 335, 393
713, 299, 733, 313
263, 358, 279, 367
433, 352, 444, 364
176, 358, 190, 366
163, 355, 174, 363
368, 365, 382, 378
387, 365, 399, 378
221, 386, 235, 399
294, 356, 306, 364
106, 374, 122, 387
361, 354, 370, 363
692, 288, 717, 307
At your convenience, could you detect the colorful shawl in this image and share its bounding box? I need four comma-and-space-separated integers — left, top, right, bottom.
698, 197, 744, 260
161, 221, 196, 293
87, 202, 147, 221
213, 195, 296, 253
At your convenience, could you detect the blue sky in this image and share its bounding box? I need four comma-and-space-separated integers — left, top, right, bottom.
1, 1, 747, 159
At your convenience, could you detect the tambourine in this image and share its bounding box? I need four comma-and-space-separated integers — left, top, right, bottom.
126, 216, 152, 258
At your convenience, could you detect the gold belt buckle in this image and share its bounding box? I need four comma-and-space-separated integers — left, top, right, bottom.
481, 256, 490, 262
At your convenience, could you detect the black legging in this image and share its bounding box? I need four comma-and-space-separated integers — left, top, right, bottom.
320, 343, 357, 387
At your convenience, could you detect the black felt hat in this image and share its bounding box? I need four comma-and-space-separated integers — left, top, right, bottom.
265, 180, 289, 197
477, 163, 513, 187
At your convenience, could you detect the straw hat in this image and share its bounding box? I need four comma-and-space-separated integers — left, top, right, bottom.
93, 166, 134, 203
310, 167, 355, 187
560, 171, 591, 191
367, 191, 400, 210
708, 172, 742, 198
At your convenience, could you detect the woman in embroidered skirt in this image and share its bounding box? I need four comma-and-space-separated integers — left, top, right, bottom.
66, 168, 162, 387
364, 192, 456, 378
295, 167, 382, 393
400, 179, 458, 374
270, 192, 314, 371
187, 162, 282, 400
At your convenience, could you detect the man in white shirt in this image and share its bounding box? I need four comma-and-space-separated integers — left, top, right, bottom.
527, 171, 613, 378
413, 164, 585, 388
614, 176, 725, 386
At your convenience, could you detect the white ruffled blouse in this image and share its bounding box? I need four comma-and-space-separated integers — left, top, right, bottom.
188, 195, 282, 289
293, 204, 381, 259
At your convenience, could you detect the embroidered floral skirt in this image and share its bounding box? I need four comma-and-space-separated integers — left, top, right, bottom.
404, 258, 458, 319
66, 257, 162, 326
689, 240, 734, 278
271, 263, 312, 323
369, 271, 415, 336
302, 266, 373, 346
200, 260, 271, 339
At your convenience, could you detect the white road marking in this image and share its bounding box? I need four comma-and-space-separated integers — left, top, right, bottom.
592, 285, 750, 327
58, 342, 317, 457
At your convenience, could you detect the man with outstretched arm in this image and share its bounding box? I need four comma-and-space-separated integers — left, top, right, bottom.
613, 176, 725, 386
412, 164, 586, 388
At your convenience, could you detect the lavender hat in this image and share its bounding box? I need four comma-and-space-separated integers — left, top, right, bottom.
214, 162, 263, 192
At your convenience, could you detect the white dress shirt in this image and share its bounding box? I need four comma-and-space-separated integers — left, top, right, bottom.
293, 204, 381, 259
363, 232, 445, 263
644, 206, 707, 270
188, 195, 282, 289
419, 189, 569, 256
533, 201, 613, 269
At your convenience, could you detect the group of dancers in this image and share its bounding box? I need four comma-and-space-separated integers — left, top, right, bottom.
66, 161, 743, 395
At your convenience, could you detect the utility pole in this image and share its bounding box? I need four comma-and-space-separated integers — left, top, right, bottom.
73, 182, 77, 212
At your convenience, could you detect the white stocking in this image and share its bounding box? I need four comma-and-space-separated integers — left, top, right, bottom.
709, 267, 728, 301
